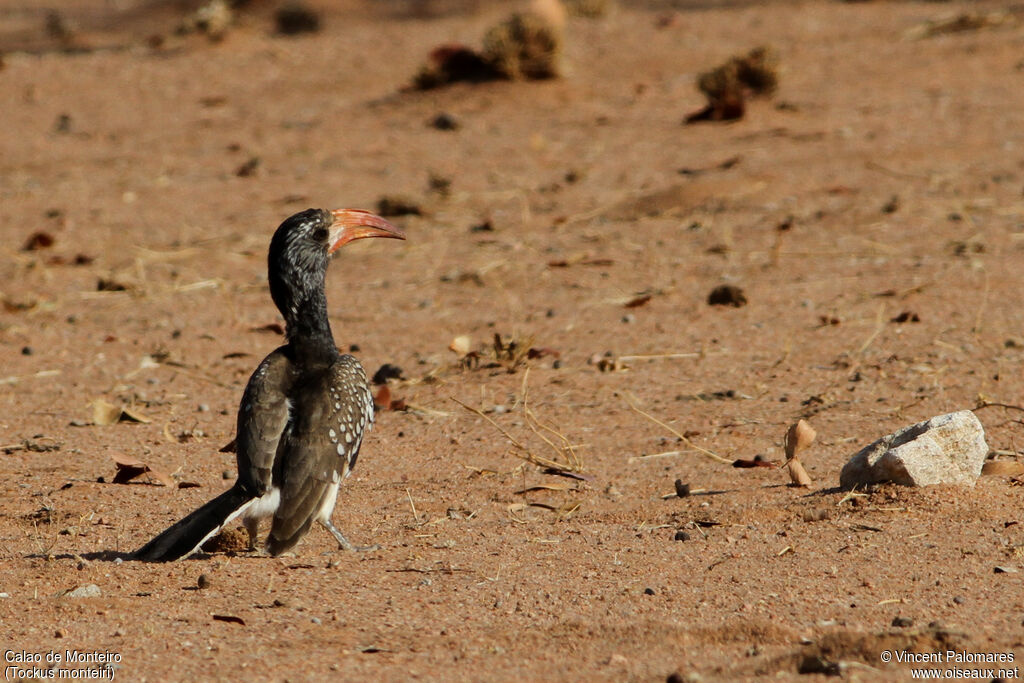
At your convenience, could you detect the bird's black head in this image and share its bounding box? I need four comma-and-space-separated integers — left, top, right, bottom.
267, 207, 405, 341
268, 208, 334, 320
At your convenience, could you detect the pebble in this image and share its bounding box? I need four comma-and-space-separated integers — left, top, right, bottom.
891, 616, 913, 627
674, 530, 690, 542
953, 596, 965, 605
65, 584, 101, 598
197, 574, 210, 589
643, 587, 655, 595
54, 628, 66, 638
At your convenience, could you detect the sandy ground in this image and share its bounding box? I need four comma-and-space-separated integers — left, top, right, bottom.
2, 0, 1024, 680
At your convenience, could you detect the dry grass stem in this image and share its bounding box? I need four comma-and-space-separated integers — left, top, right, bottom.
617, 353, 701, 362
622, 392, 732, 464
450, 397, 575, 472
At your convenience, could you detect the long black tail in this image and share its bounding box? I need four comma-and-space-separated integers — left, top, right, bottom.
133, 485, 254, 562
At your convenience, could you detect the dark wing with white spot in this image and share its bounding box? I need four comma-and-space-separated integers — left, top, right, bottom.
326, 354, 375, 478
267, 354, 373, 554
235, 347, 293, 496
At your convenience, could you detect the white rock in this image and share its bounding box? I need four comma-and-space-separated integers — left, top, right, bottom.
839, 410, 987, 488
64, 584, 102, 598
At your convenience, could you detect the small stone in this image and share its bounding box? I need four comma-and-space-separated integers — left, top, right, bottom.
55, 628, 66, 638
0, 593, 10, 599
802, 508, 829, 522
65, 584, 101, 598
643, 587, 655, 595
674, 479, 690, 497
310, 617, 322, 625
839, 411, 988, 488
21, 346, 32, 356
273, 598, 288, 607
798, 655, 840, 676
430, 113, 460, 131
892, 616, 913, 627
707, 284, 747, 307
197, 574, 211, 589
222, 470, 232, 479
674, 530, 690, 542
198, 404, 210, 412
621, 313, 635, 324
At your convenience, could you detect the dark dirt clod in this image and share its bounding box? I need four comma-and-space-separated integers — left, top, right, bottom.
674, 479, 690, 498
201, 527, 249, 554
235, 157, 260, 177
686, 46, 778, 123
890, 311, 920, 323
275, 3, 321, 36
376, 196, 422, 217
23, 231, 55, 251
707, 284, 747, 307
430, 113, 460, 131
892, 616, 913, 627
411, 44, 500, 90
674, 530, 691, 542
797, 655, 841, 676
197, 573, 211, 589
371, 363, 405, 385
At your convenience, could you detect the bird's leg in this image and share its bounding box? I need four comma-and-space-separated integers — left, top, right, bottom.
319, 519, 380, 552
244, 517, 260, 552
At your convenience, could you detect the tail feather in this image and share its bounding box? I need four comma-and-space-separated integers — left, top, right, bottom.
133, 486, 254, 562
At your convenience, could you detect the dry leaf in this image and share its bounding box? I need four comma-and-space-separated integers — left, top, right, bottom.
373, 385, 392, 411
624, 294, 652, 308
91, 400, 150, 425
212, 614, 246, 625
732, 458, 774, 468
514, 484, 570, 494
448, 335, 473, 357
784, 419, 816, 459
787, 458, 812, 487
92, 399, 123, 426
119, 406, 151, 424
110, 454, 174, 487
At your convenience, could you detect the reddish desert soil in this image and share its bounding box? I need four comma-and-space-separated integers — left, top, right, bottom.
2, 1, 1024, 680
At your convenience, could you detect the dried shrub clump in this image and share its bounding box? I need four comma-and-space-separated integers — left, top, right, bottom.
410, 9, 564, 90
483, 11, 563, 80
564, 0, 613, 19
686, 46, 778, 123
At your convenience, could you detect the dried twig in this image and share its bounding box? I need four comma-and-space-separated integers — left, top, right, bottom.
451, 397, 571, 471
622, 392, 732, 464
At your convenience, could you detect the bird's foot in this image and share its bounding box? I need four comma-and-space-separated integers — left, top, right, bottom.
320, 519, 380, 552
341, 541, 382, 552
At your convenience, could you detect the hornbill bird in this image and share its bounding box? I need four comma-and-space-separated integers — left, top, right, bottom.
134, 208, 405, 561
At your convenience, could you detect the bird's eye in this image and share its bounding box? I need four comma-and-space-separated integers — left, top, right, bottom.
312, 227, 329, 242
